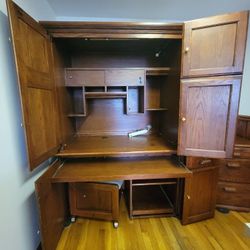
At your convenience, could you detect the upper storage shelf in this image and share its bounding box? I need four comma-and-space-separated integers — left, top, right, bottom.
65, 68, 145, 87
40, 21, 183, 39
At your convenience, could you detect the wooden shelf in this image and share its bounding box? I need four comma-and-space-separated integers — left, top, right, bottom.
51, 157, 191, 183
64, 67, 174, 79
146, 108, 168, 112
85, 92, 127, 99
56, 134, 177, 158
145, 67, 174, 76
132, 179, 177, 186
132, 185, 174, 216
67, 113, 86, 118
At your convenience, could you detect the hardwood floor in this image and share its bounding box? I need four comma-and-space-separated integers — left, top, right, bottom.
56, 198, 250, 250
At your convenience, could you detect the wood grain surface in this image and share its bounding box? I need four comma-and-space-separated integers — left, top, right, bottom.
55, 197, 250, 250
52, 157, 191, 183
57, 135, 176, 157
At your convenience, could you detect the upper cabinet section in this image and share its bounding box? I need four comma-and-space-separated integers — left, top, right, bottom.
7, 0, 60, 170
182, 11, 249, 78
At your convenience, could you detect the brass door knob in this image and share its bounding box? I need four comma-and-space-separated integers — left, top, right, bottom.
187, 195, 191, 200
185, 47, 190, 53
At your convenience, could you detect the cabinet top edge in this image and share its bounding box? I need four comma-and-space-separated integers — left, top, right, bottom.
39, 21, 184, 32
184, 10, 249, 24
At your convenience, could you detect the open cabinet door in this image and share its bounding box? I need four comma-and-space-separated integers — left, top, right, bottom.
178, 76, 241, 158
181, 11, 248, 77
7, 0, 60, 170
178, 11, 248, 159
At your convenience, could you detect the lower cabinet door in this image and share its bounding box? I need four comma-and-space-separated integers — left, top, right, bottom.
69, 182, 120, 221
182, 166, 219, 225
35, 160, 69, 250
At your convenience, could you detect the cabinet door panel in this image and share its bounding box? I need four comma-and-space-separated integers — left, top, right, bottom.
182, 166, 218, 225
36, 160, 69, 250
7, 0, 59, 170
178, 76, 241, 158
182, 11, 248, 77
105, 69, 145, 86
65, 69, 105, 86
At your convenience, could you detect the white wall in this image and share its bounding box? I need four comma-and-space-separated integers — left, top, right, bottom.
0, 1, 55, 250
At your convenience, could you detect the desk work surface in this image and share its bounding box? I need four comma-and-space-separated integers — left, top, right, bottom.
56, 134, 177, 158
52, 157, 191, 183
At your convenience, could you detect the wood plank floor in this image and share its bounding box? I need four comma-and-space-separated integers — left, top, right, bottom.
56, 198, 250, 250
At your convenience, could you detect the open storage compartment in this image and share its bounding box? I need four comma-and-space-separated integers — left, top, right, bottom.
67, 87, 86, 117
125, 178, 180, 217
54, 38, 181, 145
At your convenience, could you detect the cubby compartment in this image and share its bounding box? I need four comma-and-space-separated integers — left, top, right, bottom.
146, 76, 168, 111
85, 86, 105, 93
127, 86, 145, 114
107, 86, 127, 93
67, 87, 86, 117
125, 178, 180, 217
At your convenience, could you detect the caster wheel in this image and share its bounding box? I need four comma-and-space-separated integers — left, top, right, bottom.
71, 217, 76, 223
113, 221, 119, 229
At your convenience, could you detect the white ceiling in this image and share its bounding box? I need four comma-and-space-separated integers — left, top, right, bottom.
46, 0, 250, 21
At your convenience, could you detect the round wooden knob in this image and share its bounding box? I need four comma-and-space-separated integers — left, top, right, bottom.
83, 194, 87, 198
69, 76, 73, 79
187, 195, 191, 200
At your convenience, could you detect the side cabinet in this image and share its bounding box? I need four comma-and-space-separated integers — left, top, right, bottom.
35, 160, 69, 250
179, 11, 248, 159
216, 116, 250, 211
182, 157, 219, 225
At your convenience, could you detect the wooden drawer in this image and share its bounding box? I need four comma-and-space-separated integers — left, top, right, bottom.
105, 69, 145, 86
186, 157, 216, 169
217, 159, 250, 183
69, 182, 119, 221
217, 182, 250, 211
65, 70, 105, 86
234, 146, 250, 158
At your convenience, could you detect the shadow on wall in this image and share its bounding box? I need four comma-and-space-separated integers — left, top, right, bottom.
0, 10, 51, 250
24, 191, 43, 248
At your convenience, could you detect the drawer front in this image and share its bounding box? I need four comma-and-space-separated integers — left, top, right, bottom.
234, 147, 250, 158
186, 157, 216, 169
218, 159, 250, 183
217, 182, 250, 209
65, 70, 105, 86
105, 69, 145, 86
